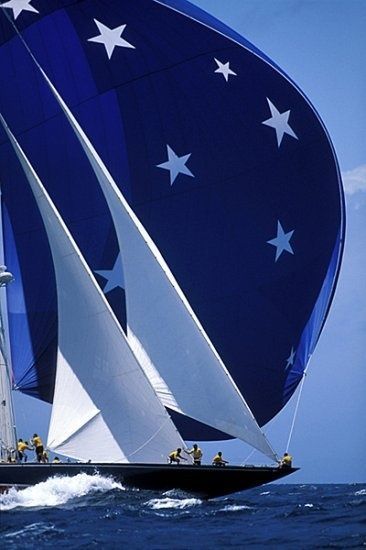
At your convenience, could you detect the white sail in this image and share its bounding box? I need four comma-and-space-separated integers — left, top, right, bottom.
0, 113, 185, 464
29, 63, 277, 461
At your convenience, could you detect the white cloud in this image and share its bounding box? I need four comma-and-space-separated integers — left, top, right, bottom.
341, 165, 366, 195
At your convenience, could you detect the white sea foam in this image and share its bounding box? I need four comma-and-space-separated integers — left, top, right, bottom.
0, 473, 124, 511
260, 491, 270, 495
146, 497, 201, 510
220, 504, 252, 512
354, 489, 366, 496
304, 503, 314, 508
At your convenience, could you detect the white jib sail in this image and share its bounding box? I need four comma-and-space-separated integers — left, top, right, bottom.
27, 59, 277, 461
0, 113, 186, 464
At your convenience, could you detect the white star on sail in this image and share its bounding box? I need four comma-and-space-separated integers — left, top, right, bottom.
262, 98, 298, 147
88, 19, 135, 59
1, 0, 39, 20
285, 347, 296, 370
214, 58, 237, 82
95, 253, 125, 293
157, 145, 194, 185
267, 221, 294, 261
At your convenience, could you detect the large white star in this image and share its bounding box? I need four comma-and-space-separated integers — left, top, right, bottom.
267, 221, 294, 262
1, 0, 39, 20
156, 145, 194, 185
88, 19, 135, 59
285, 347, 296, 370
262, 98, 298, 147
95, 253, 125, 294
214, 58, 237, 82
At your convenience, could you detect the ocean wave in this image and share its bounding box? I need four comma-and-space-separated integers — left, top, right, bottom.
0, 473, 124, 511
284, 503, 323, 518
162, 488, 193, 499
145, 497, 202, 510
219, 504, 253, 512
3, 521, 63, 541
355, 489, 366, 496
348, 499, 366, 509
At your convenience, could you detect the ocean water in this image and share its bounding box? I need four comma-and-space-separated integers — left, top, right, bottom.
0, 475, 365, 548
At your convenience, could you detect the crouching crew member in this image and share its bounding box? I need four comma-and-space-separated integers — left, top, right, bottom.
168, 448, 187, 464
212, 451, 228, 466
279, 452, 293, 468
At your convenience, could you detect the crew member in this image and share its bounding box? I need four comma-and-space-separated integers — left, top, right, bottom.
52, 456, 61, 464
212, 451, 228, 466
168, 448, 187, 464
185, 444, 203, 466
17, 439, 32, 463
279, 452, 293, 468
31, 433, 44, 463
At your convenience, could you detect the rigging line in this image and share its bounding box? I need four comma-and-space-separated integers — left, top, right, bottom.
285, 369, 308, 453
127, 417, 174, 459
240, 448, 255, 466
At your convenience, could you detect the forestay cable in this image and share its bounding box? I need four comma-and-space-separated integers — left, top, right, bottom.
285, 369, 308, 453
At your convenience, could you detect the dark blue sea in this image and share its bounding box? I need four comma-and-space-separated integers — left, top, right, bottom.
1, 475, 365, 548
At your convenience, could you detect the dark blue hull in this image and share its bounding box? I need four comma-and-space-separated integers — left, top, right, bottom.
0, 463, 298, 499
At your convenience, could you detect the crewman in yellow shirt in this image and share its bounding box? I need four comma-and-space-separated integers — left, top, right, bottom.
168, 448, 187, 464
17, 439, 32, 462
31, 433, 44, 463
184, 444, 203, 465
279, 452, 293, 468
212, 451, 228, 466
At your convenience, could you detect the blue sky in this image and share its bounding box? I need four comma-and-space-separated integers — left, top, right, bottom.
12, 0, 366, 483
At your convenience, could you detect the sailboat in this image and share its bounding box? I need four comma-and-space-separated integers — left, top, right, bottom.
0, 1, 344, 498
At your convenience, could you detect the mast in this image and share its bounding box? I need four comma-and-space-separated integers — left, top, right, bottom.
0, 187, 17, 462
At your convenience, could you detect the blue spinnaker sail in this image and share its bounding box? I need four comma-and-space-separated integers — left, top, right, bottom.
0, 0, 344, 437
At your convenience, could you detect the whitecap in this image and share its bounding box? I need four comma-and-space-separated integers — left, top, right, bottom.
304, 503, 314, 508
354, 489, 366, 496
220, 504, 252, 512
146, 497, 201, 510
260, 491, 270, 495
162, 488, 189, 498
0, 473, 124, 511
